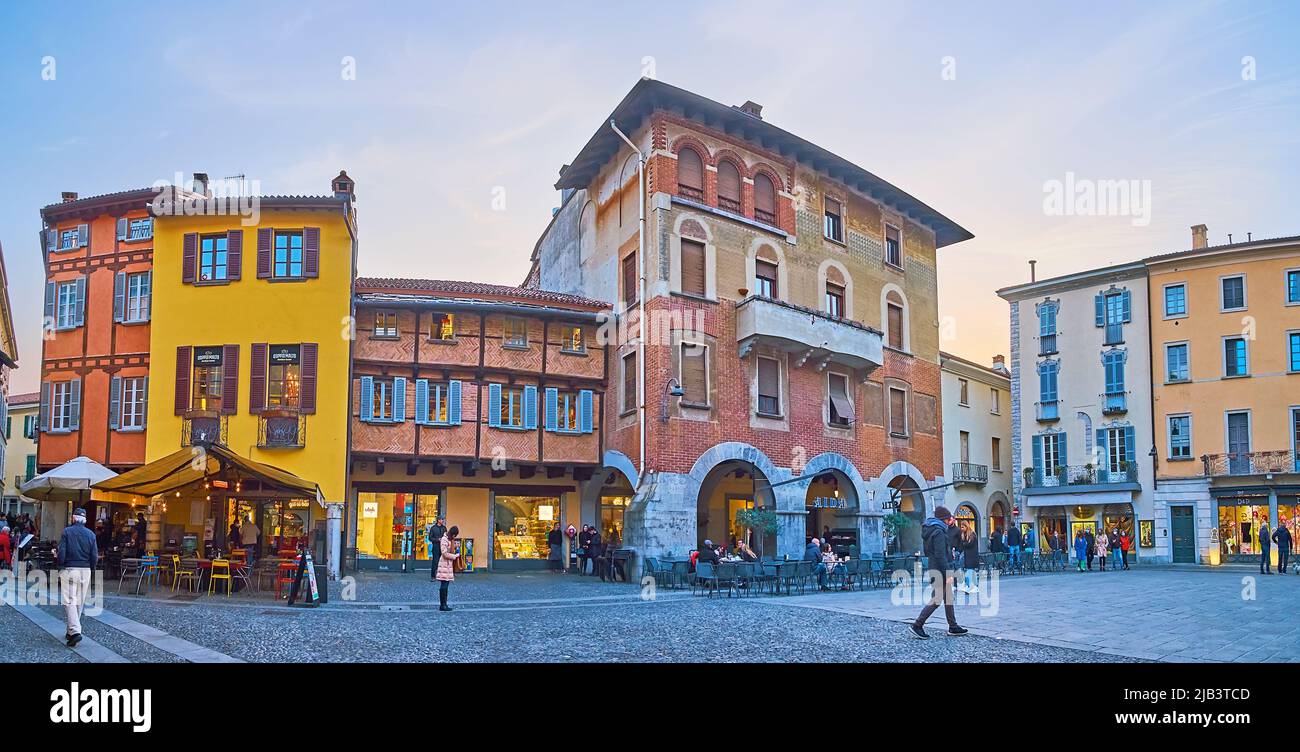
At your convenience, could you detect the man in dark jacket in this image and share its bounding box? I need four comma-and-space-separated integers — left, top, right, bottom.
57, 507, 98, 648
427, 517, 447, 580
1006, 524, 1023, 569
576, 525, 591, 576
909, 507, 968, 639
1273, 524, 1293, 574
1259, 522, 1272, 574
1084, 528, 1096, 570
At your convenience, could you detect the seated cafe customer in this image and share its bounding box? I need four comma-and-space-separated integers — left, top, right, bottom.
735, 539, 758, 562
697, 540, 721, 568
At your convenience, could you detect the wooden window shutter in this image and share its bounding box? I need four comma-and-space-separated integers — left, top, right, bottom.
256, 228, 273, 279
755, 174, 777, 217
182, 233, 197, 283
249, 343, 267, 414
717, 161, 741, 204
108, 376, 121, 429
300, 342, 318, 413
622, 253, 637, 307
889, 388, 907, 435
116, 218, 128, 241
39, 382, 50, 432
226, 230, 243, 281
678, 148, 703, 190
304, 227, 320, 278
221, 345, 239, 415
174, 346, 191, 415
680, 239, 706, 296
681, 344, 707, 404
623, 353, 636, 413
113, 272, 126, 322
757, 358, 779, 399
888, 304, 904, 350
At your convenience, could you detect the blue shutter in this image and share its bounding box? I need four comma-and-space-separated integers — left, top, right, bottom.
1094, 294, 1105, 326
108, 376, 121, 429
544, 387, 558, 432
415, 379, 429, 425
117, 218, 128, 241
43, 281, 56, 325
38, 383, 49, 432
1120, 289, 1132, 323
1096, 429, 1108, 468
448, 380, 462, 425
392, 377, 407, 422
74, 276, 87, 327
359, 376, 374, 422
69, 379, 81, 430
523, 385, 538, 429
113, 272, 126, 322
1124, 426, 1136, 466
579, 390, 594, 434
1031, 434, 1043, 484
488, 384, 502, 427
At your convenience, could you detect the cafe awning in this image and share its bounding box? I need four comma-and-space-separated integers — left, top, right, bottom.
92, 444, 323, 505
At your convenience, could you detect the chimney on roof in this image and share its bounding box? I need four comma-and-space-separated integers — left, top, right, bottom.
736, 101, 763, 119
192, 172, 210, 197
1191, 224, 1208, 250
1029, 259, 1037, 283
992, 354, 1006, 368
332, 170, 355, 201
61, 192, 78, 203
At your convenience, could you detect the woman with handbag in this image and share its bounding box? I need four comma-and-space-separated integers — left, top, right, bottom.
436, 526, 461, 612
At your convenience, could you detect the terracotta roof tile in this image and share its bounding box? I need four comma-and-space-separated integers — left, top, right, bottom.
355, 278, 609, 309
7, 391, 39, 405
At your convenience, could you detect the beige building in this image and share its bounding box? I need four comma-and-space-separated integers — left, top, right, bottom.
940, 353, 1012, 539
3, 392, 38, 515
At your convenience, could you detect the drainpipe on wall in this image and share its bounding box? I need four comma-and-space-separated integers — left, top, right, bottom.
610, 119, 647, 481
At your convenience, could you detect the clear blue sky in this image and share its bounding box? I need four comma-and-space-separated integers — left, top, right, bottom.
2, 0, 1297, 391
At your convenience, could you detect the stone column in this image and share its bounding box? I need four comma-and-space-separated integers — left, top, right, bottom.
1269, 488, 1279, 568
326, 501, 343, 579
146, 497, 163, 554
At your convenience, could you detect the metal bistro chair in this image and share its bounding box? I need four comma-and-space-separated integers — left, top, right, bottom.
209, 559, 234, 597
693, 561, 720, 597
759, 561, 781, 595
733, 562, 759, 596
171, 556, 200, 594
117, 558, 143, 595
137, 555, 161, 594
715, 562, 738, 598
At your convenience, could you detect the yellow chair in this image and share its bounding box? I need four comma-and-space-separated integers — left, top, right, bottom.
209, 559, 233, 596
172, 555, 199, 593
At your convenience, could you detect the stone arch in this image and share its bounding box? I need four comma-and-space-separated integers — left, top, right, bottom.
818, 258, 854, 319
578, 200, 596, 264
802, 452, 868, 508
987, 490, 1010, 538
669, 134, 713, 165
871, 460, 929, 514
602, 449, 639, 489
674, 212, 713, 242
881, 282, 911, 352
955, 502, 981, 539
750, 162, 786, 192
688, 442, 781, 487
747, 237, 788, 302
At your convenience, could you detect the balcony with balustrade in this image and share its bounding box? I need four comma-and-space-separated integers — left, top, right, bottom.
181, 411, 228, 447
1022, 461, 1140, 496
1100, 391, 1128, 415
258, 410, 307, 449
1035, 400, 1060, 422
951, 462, 988, 486
1202, 450, 1298, 478
735, 295, 883, 372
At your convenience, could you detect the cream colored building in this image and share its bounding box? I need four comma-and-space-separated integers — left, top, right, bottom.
3, 392, 38, 515
940, 353, 1012, 539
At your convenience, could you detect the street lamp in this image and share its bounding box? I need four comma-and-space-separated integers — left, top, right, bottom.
660, 378, 684, 423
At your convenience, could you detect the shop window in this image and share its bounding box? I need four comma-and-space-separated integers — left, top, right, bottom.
494, 495, 561, 562
356, 492, 440, 564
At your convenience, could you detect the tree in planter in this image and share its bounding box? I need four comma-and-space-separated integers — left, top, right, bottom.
882, 511, 914, 555
734, 507, 779, 559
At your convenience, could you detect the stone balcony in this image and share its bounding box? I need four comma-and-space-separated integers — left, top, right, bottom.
735, 296, 883, 372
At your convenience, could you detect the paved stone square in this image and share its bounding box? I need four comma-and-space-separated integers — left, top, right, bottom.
10, 567, 1295, 663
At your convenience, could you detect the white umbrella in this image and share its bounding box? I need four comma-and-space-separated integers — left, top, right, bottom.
19, 456, 118, 501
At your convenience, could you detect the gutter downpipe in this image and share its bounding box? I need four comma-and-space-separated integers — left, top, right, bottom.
610, 119, 647, 484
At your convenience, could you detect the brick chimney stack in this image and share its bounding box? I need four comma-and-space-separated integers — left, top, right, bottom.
1191, 224, 1208, 250
331, 170, 355, 201
61, 192, 78, 203
193, 172, 210, 197
736, 101, 764, 119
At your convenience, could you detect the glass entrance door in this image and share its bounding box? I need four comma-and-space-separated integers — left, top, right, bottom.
356, 491, 439, 571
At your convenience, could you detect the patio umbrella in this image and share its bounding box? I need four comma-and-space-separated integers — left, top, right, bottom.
19, 456, 119, 537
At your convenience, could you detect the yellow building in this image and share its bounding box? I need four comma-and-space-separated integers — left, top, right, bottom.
1148, 226, 1300, 564
124, 172, 357, 574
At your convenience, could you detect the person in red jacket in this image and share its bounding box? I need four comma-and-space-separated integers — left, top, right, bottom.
0, 525, 11, 568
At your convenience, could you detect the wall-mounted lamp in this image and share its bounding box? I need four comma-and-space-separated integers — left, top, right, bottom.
661, 378, 685, 423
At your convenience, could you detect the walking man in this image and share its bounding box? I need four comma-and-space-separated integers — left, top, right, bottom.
1259, 522, 1272, 574
1005, 523, 1021, 569
1273, 524, 1292, 574
908, 507, 968, 639
57, 507, 98, 648
241, 515, 260, 565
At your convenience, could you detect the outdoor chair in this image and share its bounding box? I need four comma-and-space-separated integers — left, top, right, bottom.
759, 561, 781, 595
715, 563, 738, 598
172, 556, 200, 594
209, 558, 233, 596
117, 558, 143, 595
733, 562, 759, 596
692, 561, 719, 597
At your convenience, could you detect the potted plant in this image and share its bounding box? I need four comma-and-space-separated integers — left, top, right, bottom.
882, 511, 914, 555
1023, 467, 1035, 487
735, 507, 779, 559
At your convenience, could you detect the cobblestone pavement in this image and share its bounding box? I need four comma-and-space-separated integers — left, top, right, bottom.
14, 570, 1142, 663
775, 566, 1300, 662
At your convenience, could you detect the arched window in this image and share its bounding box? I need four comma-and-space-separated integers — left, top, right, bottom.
677, 147, 704, 201
825, 266, 846, 319
717, 160, 742, 214
885, 289, 907, 351
754, 172, 777, 225
754, 246, 779, 299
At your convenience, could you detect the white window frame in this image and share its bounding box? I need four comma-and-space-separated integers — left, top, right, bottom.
58, 229, 78, 251
51, 382, 74, 432
124, 271, 151, 323
1167, 413, 1192, 460
1219, 273, 1247, 312
1041, 432, 1061, 471
1106, 426, 1128, 474
504, 317, 529, 349
883, 223, 903, 269
127, 217, 153, 241
373, 311, 398, 338
989, 387, 1000, 415
1164, 341, 1190, 383
1162, 282, 1188, 319
56, 281, 78, 329
120, 376, 147, 430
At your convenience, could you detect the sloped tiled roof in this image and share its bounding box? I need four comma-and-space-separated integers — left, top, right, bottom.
7, 391, 39, 406
356, 278, 609, 310
1144, 234, 1300, 264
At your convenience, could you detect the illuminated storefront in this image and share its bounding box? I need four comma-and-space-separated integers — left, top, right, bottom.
493, 495, 561, 568
1035, 507, 1068, 552
355, 491, 440, 568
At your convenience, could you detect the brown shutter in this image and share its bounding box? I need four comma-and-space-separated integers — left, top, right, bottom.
249, 342, 267, 414
174, 346, 191, 414
757, 358, 778, 398
226, 230, 242, 281
717, 161, 741, 204
755, 173, 777, 216
622, 353, 636, 413
300, 342, 318, 414
680, 239, 706, 296
678, 148, 703, 190
256, 228, 273, 279
756, 260, 778, 297
681, 344, 707, 404
829, 375, 855, 424
889, 388, 907, 435
622, 253, 637, 306
888, 304, 904, 349
181, 234, 197, 283
303, 227, 320, 278
221, 345, 239, 415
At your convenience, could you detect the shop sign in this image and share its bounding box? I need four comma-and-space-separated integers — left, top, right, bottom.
362, 501, 378, 519
269, 345, 300, 365
810, 496, 847, 510
289, 499, 310, 509
193, 346, 224, 367
539, 505, 555, 521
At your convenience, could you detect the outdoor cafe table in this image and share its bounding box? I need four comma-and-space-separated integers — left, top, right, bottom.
195, 559, 251, 594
